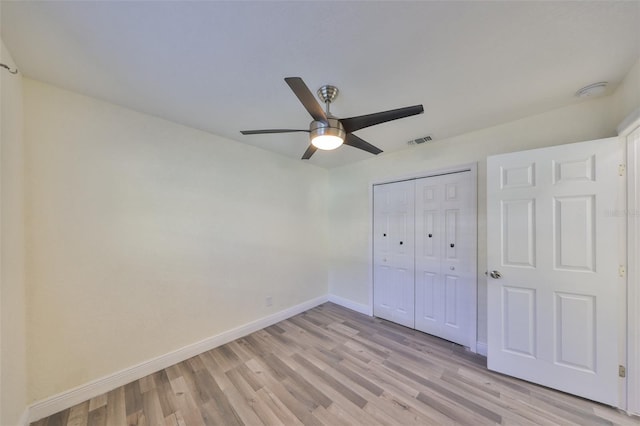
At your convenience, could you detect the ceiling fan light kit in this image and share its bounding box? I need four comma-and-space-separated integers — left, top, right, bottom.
310, 118, 346, 150
240, 77, 424, 159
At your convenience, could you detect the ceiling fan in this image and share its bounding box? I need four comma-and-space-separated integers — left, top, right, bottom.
240, 77, 424, 160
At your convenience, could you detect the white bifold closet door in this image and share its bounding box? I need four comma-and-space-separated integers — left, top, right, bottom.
373, 180, 415, 328
374, 171, 474, 346
414, 172, 475, 346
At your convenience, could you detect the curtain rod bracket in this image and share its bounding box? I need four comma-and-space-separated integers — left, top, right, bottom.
0, 63, 18, 74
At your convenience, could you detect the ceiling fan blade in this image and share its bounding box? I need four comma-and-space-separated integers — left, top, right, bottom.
340, 105, 424, 133
240, 129, 309, 135
344, 133, 383, 155
285, 77, 327, 122
301, 144, 318, 160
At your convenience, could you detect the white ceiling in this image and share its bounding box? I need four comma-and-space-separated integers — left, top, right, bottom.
2, 1, 639, 168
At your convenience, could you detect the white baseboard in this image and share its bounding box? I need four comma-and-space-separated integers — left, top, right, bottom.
328, 294, 373, 316
476, 341, 488, 357
27, 295, 328, 423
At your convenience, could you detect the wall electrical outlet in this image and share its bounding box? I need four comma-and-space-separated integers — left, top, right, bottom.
265, 296, 273, 307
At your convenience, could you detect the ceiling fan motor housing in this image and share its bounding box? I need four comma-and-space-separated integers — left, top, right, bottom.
310, 118, 346, 143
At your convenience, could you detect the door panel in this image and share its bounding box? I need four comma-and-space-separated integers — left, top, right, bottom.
415, 172, 475, 346
502, 286, 536, 357
487, 137, 623, 406
554, 195, 595, 271
444, 275, 458, 326
373, 181, 415, 328
554, 292, 596, 371
501, 199, 536, 267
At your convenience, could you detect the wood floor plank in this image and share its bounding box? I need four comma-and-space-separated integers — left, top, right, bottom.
234, 362, 264, 393
88, 393, 108, 412
162, 411, 187, 426
377, 390, 446, 425
383, 359, 503, 423
529, 391, 616, 425
169, 388, 206, 426
141, 387, 165, 426
123, 381, 143, 418
199, 399, 232, 426
105, 386, 127, 426
263, 325, 308, 352
329, 358, 384, 397
225, 340, 256, 363
438, 370, 543, 426
291, 352, 368, 408
31, 303, 638, 426
41, 410, 69, 426
311, 405, 351, 426
206, 368, 264, 426
225, 367, 280, 426
176, 362, 211, 406
254, 386, 301, 426
248, 363, 323, 426
262, 353, 332, 409
87, 405, 107, 426
498, 394, 575, 426
65, 401, 90, 426
154, 371, 179, 419
415, 390, 494, 425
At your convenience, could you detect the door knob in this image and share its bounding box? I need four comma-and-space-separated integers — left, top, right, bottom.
489, 270, 502, 279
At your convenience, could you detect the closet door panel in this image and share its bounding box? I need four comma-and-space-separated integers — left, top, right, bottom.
373, 181, 415, 328
416, 172, 474, 346
415, 177, 443, 334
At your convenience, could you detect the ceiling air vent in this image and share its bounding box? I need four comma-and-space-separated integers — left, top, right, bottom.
408, 135, 433, 145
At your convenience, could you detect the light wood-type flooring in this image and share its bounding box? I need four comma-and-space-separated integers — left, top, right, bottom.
32, 302, 638, 426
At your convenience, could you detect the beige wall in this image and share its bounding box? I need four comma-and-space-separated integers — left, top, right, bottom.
23, 79, 329, 402
1, 40, 28, 425
327, 58, 640, 345
611, 58, 640, 128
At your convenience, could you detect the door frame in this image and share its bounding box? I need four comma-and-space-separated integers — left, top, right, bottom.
369, 163, 478, 352
619, 108, 640, 415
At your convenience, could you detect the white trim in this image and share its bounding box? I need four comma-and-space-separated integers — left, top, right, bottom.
622, 113, 640, 415
467, 164, 478, 353
328, 293, 373, 316
370, 163, 479, 352
476, 341, 488, 357
627, 132, 639, 414
370, 163, 477, 187
368, 182, 375, 314
27, 295, 328, 423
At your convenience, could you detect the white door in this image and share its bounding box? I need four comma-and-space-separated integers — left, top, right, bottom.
415, 172, 476, 346
373, 180, 415, 328
487, 137, 624, 406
